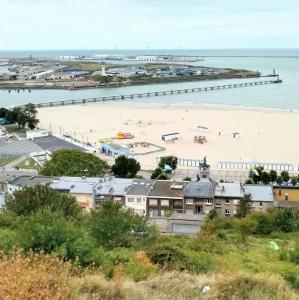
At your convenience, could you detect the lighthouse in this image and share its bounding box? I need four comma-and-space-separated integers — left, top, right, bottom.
101, 64, 107, 76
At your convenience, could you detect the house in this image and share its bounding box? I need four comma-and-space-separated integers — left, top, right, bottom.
214, 183, 244, 216
7, 175, 54, 195
273, 185, 299, 209
0, 192, 5, 210
147, 180, 186, 217
100, 142, 130, 157
125, 180, 155, 215
50, 177, 99, 212
95, 178, 133, 207
244, 185, 274, 212
184, 180, 216, 214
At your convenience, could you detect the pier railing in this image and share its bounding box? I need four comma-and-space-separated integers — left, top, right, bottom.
31, 79, 282, 109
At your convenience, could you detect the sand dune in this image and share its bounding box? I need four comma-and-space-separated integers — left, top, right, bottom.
38, 103, 299, 169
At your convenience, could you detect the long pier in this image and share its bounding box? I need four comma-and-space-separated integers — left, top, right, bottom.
34, 79, 282, 108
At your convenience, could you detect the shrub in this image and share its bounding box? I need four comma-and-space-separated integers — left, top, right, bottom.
148, 243, 213, 274
89, 201, 157, 249
250, 212, 273, 235
273, 209, 295, 233
283, 272, 299, 290
18, 209, 103, 266
289, 245, 299, 264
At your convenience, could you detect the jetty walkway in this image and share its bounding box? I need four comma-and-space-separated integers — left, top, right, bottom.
33, 79, 282, 108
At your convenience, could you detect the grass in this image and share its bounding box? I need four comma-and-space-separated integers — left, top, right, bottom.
0, 156, 20, 167
16, 157, 39, 170
4, 124, 27, 137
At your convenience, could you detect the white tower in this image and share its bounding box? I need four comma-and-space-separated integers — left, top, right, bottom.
101, 64, 107, 76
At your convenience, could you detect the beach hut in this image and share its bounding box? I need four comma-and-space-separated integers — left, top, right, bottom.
161, 133, 180, 142
197, 125, 209, 133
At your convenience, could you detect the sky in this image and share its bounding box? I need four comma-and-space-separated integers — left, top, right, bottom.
1, 0, 299, 50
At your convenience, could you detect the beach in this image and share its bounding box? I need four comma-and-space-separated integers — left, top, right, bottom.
38, 103, 299, 170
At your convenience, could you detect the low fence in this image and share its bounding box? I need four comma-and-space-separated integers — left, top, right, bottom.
155, 157, 203, 167
217, 160, 297, 172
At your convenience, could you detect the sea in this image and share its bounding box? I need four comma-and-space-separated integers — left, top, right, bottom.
0, 49, 298, 110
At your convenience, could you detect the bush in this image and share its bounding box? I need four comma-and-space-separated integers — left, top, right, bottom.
148, 243, 213, 274
19, 210, 103, 266
289, 245, 299, 264
273, 209, 295, 233
0, 229, 21, 253
283, 272, 299, 290
89, 201, 157, 249
250, 212, 273, 235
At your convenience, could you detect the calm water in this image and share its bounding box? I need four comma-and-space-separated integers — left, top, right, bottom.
0, 49, 298, 110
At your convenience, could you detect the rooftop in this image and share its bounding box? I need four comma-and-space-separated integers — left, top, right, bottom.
33, 134, 85, 153
9, 175, 54, 188
149, 180, 186, 198
215, 183, 244, 198
244, 185, 274, 202
126, 179, 155, 196
96, 178, 133, 196
184, 181, 215, 199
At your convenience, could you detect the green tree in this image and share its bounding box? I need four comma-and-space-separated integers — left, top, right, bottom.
89, 200, 155, 249
0, 108, 8, 118
269, 170, 278, 183
5, 184, 81, 219
19, 210, 103, 266
156, 173, 169, 180
111, 155, 141, 178
40, 149, 109, 177
151, 167, 163, 179
261, 171, 271, 185
24, 103, 39, 130
291, 177, 298, 186
276, 176, 283, 185
158, 156, 178, 171
274, 209, 295, 233
250, 166, 264, 184
236, 194, 253, 218
281, 171, 290, 183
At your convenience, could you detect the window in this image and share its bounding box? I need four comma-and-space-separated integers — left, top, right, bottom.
225, 199, 230, 204
205, 199, 213, 205
149, 209, 158, 217
149, 199, 157, 206
225, 209, 230, 215
160, 210, 165, 216
174, 200, 182, 207
285, 193, 288, 201
278, 190, 282, 196
137, 197, 141, 203
161, 200, 169, 206
186, 198, 193, 205
259, 201, 263, 207
114, 197, 121, 201
127, 198, 134, 203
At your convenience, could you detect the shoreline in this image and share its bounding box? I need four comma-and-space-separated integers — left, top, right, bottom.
38, 102, 299, 170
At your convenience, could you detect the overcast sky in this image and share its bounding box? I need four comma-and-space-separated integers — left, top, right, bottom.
1, 0, 299, 50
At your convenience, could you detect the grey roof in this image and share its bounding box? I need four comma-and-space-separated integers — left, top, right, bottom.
215, 183, 244, 198
9, 175, 54, 188
126, 180, 155, 196
33, 135, 85, 153
185, 181, 215, 198
244, 185, 274, 202
96, 178, 133, 196
0, 139, 42, 156
0, 169, 37, 183
51, 177, 100, 194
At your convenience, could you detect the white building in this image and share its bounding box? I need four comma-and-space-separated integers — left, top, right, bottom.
125, 180, 155, 215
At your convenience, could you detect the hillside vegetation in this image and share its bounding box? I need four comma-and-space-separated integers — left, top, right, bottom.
0, 185, 298, 299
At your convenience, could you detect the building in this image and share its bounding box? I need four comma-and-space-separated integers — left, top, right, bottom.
50, 177, 99, 212
147, 180, 186, 217
184, 180, 216, 214
95, 178, 133, 207
7, 175, 54, 194
100, 142, 130, 157
26, 129, 50, 140
244, 185, 274, 212
125, 180, 155, 215
214, 183, 244, 216
273, 185, 299, 209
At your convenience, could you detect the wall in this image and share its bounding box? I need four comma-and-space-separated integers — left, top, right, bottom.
125, 195, 147, 215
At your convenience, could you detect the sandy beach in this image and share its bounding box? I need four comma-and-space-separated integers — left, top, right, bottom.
38, 103, 299, 170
